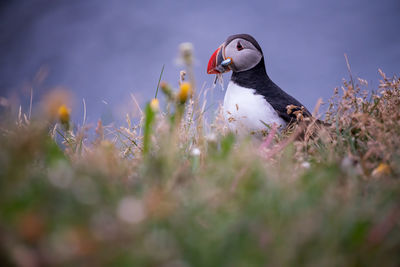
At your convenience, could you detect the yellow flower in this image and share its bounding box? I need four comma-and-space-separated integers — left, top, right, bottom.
178, 82, 192, 104
58, 104, 70, 124
371, 163, 391, 178
40, 88, 73, 120
150, 98, 159, 112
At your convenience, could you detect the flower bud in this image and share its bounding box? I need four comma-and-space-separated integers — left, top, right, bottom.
160, 81, 173, 99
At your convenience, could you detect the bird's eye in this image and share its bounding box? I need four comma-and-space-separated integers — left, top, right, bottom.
236, 41, 244, 51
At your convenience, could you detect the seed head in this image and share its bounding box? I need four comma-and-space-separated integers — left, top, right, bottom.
179, 42, 194, 65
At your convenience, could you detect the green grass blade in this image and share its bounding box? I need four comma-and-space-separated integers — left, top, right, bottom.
155, 64, 165, 99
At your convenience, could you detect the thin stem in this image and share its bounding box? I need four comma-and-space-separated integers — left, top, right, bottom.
155, 64, 165, 99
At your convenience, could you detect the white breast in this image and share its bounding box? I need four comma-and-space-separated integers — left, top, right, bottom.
223, 81, 286, 135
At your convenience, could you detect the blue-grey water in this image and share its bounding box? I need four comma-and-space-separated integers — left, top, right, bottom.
1, 0, 399, 124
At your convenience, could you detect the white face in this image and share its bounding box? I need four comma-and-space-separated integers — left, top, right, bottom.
223, 38, 263, 72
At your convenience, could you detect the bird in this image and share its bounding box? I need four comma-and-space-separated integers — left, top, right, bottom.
207, 33, 312, 136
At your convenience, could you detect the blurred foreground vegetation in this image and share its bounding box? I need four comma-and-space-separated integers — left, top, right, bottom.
0, 58, 400, 266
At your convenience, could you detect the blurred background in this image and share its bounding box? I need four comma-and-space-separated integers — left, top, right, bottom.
1, 0, 399, 124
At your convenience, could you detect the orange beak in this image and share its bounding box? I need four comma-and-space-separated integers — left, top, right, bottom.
207, 46, 222, 74
207, 44, 231, 74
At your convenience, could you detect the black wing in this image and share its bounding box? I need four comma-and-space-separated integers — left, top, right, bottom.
230, 60, 311, 124
260, 81, 311, 124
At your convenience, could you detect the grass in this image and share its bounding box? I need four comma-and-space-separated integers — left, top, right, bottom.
0, 47, 399, 266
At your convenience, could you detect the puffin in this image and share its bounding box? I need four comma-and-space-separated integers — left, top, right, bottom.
207, 33, 311, 135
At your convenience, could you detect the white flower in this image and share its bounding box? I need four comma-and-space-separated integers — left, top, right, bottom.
301, 161, 311, 169
191, 147, 201, 156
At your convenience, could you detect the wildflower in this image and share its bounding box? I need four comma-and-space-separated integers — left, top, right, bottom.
160, 81, 173, 99
150, 98, 159, 112
301, 161, 311, 169
191, 147, 201, 156
179, 42, 194, 65
41, 88, 73, 121
178, 82, 192, 104
371, 163, 391, 178
58, 104, 70, 124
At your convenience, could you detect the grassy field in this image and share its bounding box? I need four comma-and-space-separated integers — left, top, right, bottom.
0, 48, 399, 266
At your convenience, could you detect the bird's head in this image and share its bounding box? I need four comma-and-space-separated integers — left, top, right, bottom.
207, 34, 263, 74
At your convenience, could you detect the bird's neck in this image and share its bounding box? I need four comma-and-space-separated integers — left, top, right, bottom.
230, 59, 272, 89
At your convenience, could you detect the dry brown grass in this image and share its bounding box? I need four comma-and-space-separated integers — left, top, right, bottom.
0, 45, 399, 265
